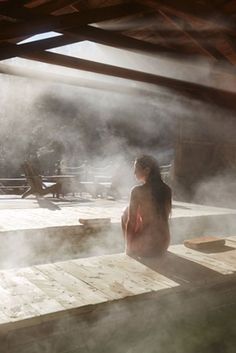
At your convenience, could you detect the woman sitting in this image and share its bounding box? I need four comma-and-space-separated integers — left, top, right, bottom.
122, 155, 172, 258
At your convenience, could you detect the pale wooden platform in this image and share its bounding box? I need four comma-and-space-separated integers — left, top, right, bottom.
1, 237, 236, 331
0, 239, 236, 352
0, 196, 235, 233
0, 253, 179, 332
1, 197, 236, 270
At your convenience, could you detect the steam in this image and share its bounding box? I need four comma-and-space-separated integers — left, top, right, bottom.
0, 71, 177, 177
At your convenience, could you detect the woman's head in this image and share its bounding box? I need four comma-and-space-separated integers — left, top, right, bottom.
134, 155, 161, 183
134, 155, 171, 218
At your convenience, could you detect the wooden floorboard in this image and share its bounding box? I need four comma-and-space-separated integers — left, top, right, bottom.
0, 244, 235, 336
169, 244, 236, 274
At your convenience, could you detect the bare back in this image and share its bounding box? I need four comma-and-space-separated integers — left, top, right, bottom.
124, 182, 171, 257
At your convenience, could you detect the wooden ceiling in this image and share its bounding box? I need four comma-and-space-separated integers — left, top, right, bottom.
1, 0, 236, 109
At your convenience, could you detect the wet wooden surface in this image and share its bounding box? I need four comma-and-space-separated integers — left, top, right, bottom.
0, 237, 236, 334
0, 253, 179, 332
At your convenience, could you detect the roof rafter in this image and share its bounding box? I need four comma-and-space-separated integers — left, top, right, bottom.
158, 9, 232, 64
15, 49, 236, 110
0, 2, 146, 42
0, 0, 78, 18
137, 0, 235, 32
0, 26, 177, 61
138, 0, 236, 66
157, 9, 217, 62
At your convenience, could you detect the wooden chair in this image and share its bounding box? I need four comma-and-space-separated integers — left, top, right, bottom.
21, 161, 61, 199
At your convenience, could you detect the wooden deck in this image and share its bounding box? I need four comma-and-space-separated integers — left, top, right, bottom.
0, 198, 236, 270
0, 237, 236, 353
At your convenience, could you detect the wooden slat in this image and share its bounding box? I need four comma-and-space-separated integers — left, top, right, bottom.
169, 244, 236, 274
35, 263, 109, 304
57, 254, 178, 301
97, 253, 179, 288
0, 269, 63, 321
209, 248, 236, 269
0, 3, 146, 42
226, 236, 236, 245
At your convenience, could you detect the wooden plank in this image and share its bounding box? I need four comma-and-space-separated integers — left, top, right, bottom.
79, 218, 111, 227
17, 266, 105, 310
0, 272, 43, 322
0, 269, 63, 322
0, 3, 146, 42
184, 236, 225, 250
208, 249, 236, 270
169, 244, 236, 274
93, 253, 179, 288
57, 254, 177, 301
35, 263, 109, 305
226, 236, 236, 245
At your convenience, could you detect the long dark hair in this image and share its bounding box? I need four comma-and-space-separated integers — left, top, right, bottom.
136, 155, 171, 219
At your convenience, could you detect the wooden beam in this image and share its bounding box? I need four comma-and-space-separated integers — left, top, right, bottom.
0, 34, 84, 61
0, 29, 170, 62
0, 3, 146, 42
17, 49, 236, 110
158, 8, 236, 66
158, 9, 232, 65
66, 25, 182, 56
137, 0, 235, 32
138, 1, 236, 66
157, 9, 217, 61
0, 1, 78, 18
2, 25, 235, 77
25, 0, 79, 14
0, 1, 30, 19
0, 62, 173, 100
67, 26, 234, 68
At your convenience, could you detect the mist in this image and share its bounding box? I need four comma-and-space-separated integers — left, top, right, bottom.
0, 71, 178, 178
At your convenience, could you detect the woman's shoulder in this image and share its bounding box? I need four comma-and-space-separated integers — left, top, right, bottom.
130, 184, 144, 196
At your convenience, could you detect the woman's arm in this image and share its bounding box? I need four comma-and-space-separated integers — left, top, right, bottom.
126, 187, 139, 239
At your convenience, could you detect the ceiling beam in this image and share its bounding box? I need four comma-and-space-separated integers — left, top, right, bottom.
25, 0, 79, 14
138, 0, 236, 66
16, 49, 236, 110
137, 0, 235, 32
158, 9, 232, 65
0, 35, 84, 61
157, 9, 216, 62
0, 1, 78, 18
0, 2, 146, 42
1, 24, 236, 77
0, 28, 174, 62
64, 25, 182, 55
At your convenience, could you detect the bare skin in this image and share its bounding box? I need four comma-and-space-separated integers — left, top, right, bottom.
122, 161, 171, 257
